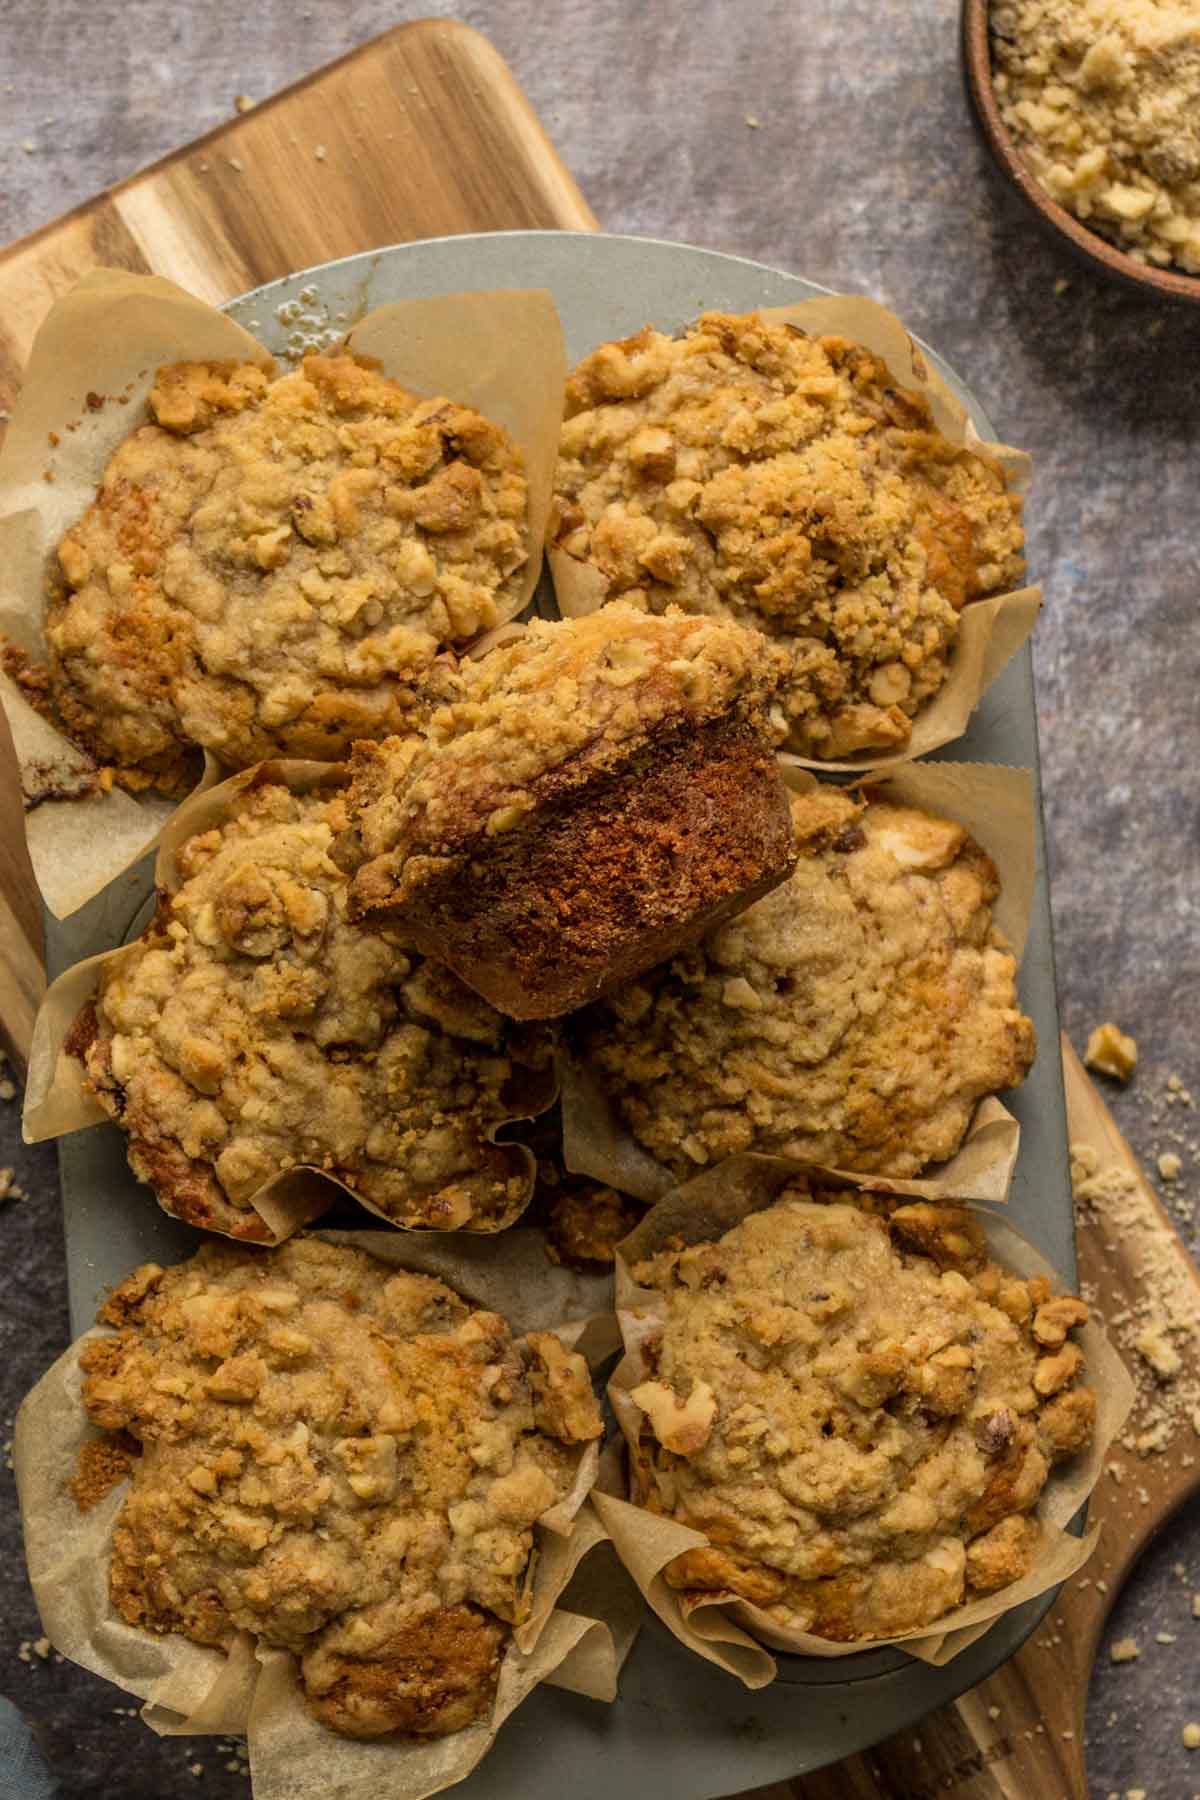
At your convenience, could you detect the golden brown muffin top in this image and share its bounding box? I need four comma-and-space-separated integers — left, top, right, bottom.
629, 1189, 1093, 1641
552, 313, 1025, 759
80, 1237, 601, 1738
46, 353, 528, 792
577, 784, 1035, 1179
345, 601, 786, 868
82, 779, 551, 1236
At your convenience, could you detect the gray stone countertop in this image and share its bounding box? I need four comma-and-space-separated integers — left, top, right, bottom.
1, 1, 1198, 1794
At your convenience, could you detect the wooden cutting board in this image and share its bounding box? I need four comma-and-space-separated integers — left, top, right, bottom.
742, 1036, 1197, 1800
0, 17, 597, 1069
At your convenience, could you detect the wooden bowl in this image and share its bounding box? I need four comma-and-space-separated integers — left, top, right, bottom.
961, 0, 1200, 304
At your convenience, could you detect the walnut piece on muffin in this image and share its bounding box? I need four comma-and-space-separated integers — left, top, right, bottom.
551, 312, 1025, 760
78, 1238, 602, 1738
44, 352, 529, 793
575, 782, 1035, 1180
342, 602, 797, 1020
70, 777, 553, 1240
627, 1187, 1094, 1642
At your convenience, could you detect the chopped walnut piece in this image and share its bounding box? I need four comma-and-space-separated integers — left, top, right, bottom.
1033, 1294, 1090, 1348
1085, 1022, 1138, 1082
631, 1379, 718, 1455
523, 1333, 604, 1445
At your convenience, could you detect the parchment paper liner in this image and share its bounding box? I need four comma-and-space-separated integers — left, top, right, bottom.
564, 760, 1036, 1207
548, 294, 1040, 773
15, 1227, 634, 1800
594, 1165, 1133, 1685
0, 268, 567, 918
22, 759, 559, 1245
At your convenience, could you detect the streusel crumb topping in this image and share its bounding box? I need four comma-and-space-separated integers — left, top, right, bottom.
577, 784, 1035, 1178
81, 780, 551, 1235
629, 1190, 1093, 1641
47, 353, 528, 791
552, 313, 1024, 759
346, 601, 786, 867
79, 1238, 601, 1737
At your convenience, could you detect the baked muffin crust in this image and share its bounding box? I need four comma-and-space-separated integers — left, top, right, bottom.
552, 313, 1025, 759
576, 783, 1035, 1179
79, 1238, 602, 1737
628, 1189, 1094, 1641
46, 353, 528, 792
74, 778, 551, 1238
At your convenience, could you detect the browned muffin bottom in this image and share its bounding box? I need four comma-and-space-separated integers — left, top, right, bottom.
552, 312, 1025, 759
74, 778, 553, 1239
343, 603, 796, 1020
628, 1188, 1094, 1642
78, 1238, 603, 1739
576, 782, 1036, 1180
44, 353, 528, 794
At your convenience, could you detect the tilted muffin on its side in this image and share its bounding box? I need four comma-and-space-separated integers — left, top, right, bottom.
551, 312, 1025, 760
343, 603, 797, 1020
78, 1238, 602, 1738
575, 782, 1035, 1179
46, 353, 529, 793
627, 1189, 1094, 1641
68, 777, 552, 1240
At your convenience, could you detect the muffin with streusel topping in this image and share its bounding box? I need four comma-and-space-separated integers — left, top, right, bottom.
45, 353, 529, 793
574, 781, 1035, 1180
69, 774, 553, 1240
76, 1237, 602, 1737
551, 312, 1025, 761
344, 603, 797, 1020
626, 1186, 1093, 1641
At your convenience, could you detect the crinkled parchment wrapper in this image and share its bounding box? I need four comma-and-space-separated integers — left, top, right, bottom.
22, 759, 559, 1245
15, 1227, 637, 1800
0, 268, 566, 918
547, 294, 1040, 773
594, 1165, 1134, 1685
563, 759, 1036, 1208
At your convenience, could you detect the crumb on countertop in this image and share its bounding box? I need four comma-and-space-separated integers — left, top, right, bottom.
1086, 1021, 1138, 1081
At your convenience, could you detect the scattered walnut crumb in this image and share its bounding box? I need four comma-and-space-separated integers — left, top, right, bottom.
1159, 1151, 1183, 1181
1185, 1722, 1200, 1750
314, 143, 327, 161
1071, 1141, 1200, 1461
1110, 1635, 1140, 1662
0, 1168, 26, 1204
227, 156, 244, 173
744, 113, 761, 127
1135, 1326, 1182, 1381
988, 1704, 1002, 1720
233, 94, 254, 113
1086, 1022, 1138, 1081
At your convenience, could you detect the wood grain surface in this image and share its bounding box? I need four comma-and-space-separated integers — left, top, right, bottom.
735, 1036, 1195, 1800
0, 18, 597, 1068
